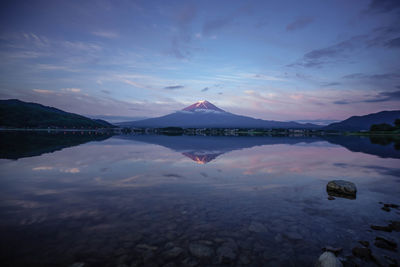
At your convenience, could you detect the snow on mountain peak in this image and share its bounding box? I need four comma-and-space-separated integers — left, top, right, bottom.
182, 100, 225, 112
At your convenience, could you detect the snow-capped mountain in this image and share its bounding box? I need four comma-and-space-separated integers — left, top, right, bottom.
182, 100, 225, 112
117, 100, 320, 129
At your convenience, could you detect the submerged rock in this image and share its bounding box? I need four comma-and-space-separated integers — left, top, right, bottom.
322, 246, 342, 255
389, 221, 400, 231
351, 247, 374, 262
326, 180, 357, 199
163, 247, 184, 259
374, 237, 397, 251
248, 221, 268, 233
216, 245, 236, 263
358, 241, 369, 247
384, 203, 399, 209
381, 206, 391, 212
189, 243, 214, 258
315, 251, 343, 267
370, 224, 392, 232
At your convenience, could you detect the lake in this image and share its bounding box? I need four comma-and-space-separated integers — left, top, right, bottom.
0, 132, 399, 266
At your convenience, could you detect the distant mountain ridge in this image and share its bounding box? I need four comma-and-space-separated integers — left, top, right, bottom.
118, 100, 320, 129
0, 99, 114, 128
323, 110, 400, 131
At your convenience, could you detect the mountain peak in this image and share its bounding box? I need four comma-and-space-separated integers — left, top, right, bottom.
182, 100, 225, 112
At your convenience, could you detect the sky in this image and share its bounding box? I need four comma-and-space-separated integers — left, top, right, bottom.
0, 0, 399, 122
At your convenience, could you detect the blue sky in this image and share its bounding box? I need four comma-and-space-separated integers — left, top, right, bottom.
0, 0, 399, 121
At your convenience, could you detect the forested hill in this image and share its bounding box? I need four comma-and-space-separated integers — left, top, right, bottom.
0, 99, 114, 129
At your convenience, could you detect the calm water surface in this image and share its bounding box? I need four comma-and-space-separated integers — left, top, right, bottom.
0, 132, 399, 266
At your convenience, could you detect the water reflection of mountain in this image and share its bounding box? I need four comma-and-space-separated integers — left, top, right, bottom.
0, 131, 113, 160
117, 135, 323, 164
322, 135, 400, 159
1, 132, 398, 162
118, 134, 400, 163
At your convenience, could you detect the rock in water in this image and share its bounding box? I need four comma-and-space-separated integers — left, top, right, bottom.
352, 247, 374, 261
326, 180, 357, 199
374, 237, 397, 251
189, 243, 214, 258
315, 252, 343, 267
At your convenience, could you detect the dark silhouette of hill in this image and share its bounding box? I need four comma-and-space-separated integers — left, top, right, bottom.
323, 110, 400, 131
0, 99, 114, 128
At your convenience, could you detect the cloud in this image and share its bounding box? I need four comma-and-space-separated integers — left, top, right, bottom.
22, 33, 49, 47
289, 25, 400, 68
203, 17, 231, 36
2, 83, 185, 118
363, 90, 400, 102
286, 17, 313, 32
33, 89, 54, 94
333, 90, 400, 104
61, 168, 80, 173
33, 166, 54, 171
122, 79, 148, 89
101, 89, 111, 94
34, 88, 82, 94
386, 37, 400, 48
62, 41, 102, 52
366, 0, 400, 13
201, 87, 209, 92
251, 74, 285, 81
169, 4, 197, 59
164, 85, 184, 90
62, 88, 81, 93
322, 82, 341, 87
202, 4, 253, 36
36, 64, 76, 71
289, 35, 367, 68
305, 36, 365, 59
333, 100, 351, 105
92, 30, 119, 39
343, 73, 400, 80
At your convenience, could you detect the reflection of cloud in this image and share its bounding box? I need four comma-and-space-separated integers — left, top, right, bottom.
33, 166, 54, 171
